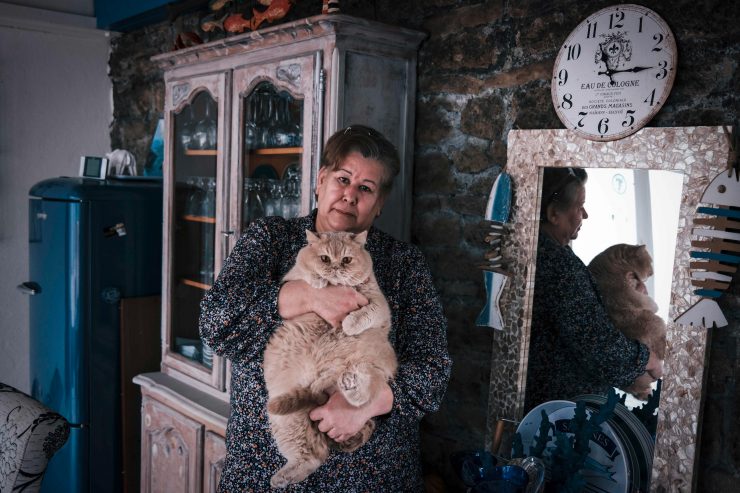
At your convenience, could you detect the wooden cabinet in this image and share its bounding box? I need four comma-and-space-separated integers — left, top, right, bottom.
141, 397, 203, 493
135, 13, 423, 492
203, 432, 227, 493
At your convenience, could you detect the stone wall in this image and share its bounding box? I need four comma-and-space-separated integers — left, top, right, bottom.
108, 0, 739, 490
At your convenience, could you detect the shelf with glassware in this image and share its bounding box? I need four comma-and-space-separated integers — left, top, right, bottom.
171, 90, 219, 371
240, 82, 304, 231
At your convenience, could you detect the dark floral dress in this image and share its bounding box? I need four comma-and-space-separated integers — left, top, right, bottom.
199, 211, 452, 492
524, 231, 649, 412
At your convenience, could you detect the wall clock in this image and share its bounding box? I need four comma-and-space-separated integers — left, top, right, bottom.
551, 4, 677, 141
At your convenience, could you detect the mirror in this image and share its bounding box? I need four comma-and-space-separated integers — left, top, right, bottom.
488, 127, 732, 491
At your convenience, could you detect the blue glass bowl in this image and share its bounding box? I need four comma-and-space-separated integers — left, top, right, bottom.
475, 465, 529, 493
451, 451, 530, 492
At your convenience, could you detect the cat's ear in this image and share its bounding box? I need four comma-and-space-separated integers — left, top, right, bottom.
352, 230, 368, 245
306, 230, 321, 244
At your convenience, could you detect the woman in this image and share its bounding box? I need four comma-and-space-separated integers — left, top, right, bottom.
199, 125, 452, 491
523, 167, 661, 412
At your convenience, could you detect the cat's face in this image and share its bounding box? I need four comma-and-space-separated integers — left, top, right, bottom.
300, 231, 372, 286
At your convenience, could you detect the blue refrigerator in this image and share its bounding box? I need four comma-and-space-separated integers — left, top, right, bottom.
23, 177, 162, 493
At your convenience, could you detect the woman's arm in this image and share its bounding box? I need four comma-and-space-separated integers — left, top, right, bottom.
385, 244, 453, 421
278, 280, 368, 327
198, 218, 286, 363
546, 248, 650, 389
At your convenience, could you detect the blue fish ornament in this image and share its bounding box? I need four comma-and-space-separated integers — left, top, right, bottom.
476, 172, 512, 329
675, 168, 740, 328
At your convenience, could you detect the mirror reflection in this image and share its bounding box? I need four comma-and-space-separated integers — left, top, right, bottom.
523, 167, 683, 424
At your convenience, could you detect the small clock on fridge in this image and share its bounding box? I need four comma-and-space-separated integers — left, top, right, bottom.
551, 4, 677, 141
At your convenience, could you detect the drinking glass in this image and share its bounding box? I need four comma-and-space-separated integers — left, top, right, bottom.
244, 96, 259, 149
192, 100, 217, 150
282, 167, 301, 218
201, 177, 216, 218
185, 177, 204, 217
257, 91, 277, 148
179, 105, 196, 152
200, 178, 216, 282
273, 95, 294, 147
263, 179, 283, 217
245, 178, 265, 224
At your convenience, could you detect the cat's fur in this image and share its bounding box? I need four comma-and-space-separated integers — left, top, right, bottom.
588, 244, 666, 399
263, 230, 397, 488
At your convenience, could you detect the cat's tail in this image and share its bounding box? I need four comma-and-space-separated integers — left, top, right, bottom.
268, 388, 327, 415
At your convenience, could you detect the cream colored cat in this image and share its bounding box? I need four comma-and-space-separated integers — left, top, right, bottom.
263, 230, 397, 488
588, 244, 666, 400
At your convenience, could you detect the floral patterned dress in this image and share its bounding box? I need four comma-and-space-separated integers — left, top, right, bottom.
199, 211, 452, 492
524, 231, 649, 412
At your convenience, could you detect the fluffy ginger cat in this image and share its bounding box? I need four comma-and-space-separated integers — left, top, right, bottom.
263, 230, 397, 488
588, 244, 666, 400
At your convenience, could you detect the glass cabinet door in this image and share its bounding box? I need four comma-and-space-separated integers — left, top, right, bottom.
230, 54, 320, 243
163, 74, 228, 390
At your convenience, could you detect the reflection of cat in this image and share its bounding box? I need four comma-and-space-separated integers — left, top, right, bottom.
263, 230, 397, 488
588, 244, 666, 399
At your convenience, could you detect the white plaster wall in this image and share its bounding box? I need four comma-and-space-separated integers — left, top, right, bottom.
0, 2, 111, 392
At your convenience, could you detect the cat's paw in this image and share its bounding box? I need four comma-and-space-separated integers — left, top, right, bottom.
341, 311, 367, 336
338, 371, 370, 407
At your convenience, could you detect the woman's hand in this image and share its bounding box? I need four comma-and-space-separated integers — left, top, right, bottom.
308, 382, 394, 442
278, 280, 368, 327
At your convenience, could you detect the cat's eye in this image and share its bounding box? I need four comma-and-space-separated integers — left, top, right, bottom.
320, 255, 330, 263
342, 257, 352, 264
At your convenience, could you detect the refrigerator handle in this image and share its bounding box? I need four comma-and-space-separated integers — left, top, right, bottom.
17, 281, 41, 295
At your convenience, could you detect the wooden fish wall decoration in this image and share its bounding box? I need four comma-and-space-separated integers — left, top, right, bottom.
476, 172, 512, 329
675, 167, 740, 328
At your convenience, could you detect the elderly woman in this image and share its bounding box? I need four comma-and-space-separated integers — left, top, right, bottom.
199, 125, 452, 491
523, 167, 661, 412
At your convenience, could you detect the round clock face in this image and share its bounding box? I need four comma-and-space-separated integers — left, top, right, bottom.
551, 4, 677, 141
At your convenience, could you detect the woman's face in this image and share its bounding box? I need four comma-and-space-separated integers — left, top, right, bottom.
547, 184, 588, 245
314, 151, 386, 233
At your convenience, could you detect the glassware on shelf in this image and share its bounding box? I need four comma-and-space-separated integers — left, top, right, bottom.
257, 90, 276, 148
192, 99, 218, 150
200, 177, 216, 282
273, 95, 295, 147
185, 177, 205, 217
201, 341, 213, 369
282, 165, 301, 218
179, 105, 196, 152
201, 177, 216, 218
245, 178, 265, 226
263, 179, 283, 217
244, 96, 259, 149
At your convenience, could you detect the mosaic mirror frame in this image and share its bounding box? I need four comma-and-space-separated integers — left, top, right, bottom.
489, 126, 732, 491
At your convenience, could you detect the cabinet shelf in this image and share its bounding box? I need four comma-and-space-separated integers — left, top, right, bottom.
250, 147, 302, 155
181, 278, 212, 290
185, 149, 218, 156
183, 214, 216, 224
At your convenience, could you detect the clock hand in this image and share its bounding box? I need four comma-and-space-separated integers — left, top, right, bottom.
598, 50, 615, 83
609, 66, 654, 74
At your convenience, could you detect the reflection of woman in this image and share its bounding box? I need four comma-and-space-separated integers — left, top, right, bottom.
523, 167, 661, 411
199, 125, 452, 491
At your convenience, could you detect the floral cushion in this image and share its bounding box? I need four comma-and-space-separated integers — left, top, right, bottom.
0, 383, 69, 493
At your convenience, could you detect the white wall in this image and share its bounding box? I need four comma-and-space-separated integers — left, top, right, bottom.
0, 2, 111, 392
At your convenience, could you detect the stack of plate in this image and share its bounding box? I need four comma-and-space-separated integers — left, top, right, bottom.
515, 400, 632, 493
572, 394, 654, 493
201, 342, 214, 369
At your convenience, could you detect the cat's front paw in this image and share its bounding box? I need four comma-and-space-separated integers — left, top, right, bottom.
342, 311, 367, 336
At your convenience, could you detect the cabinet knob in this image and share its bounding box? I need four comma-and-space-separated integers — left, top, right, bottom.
222, 230, 235, 237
